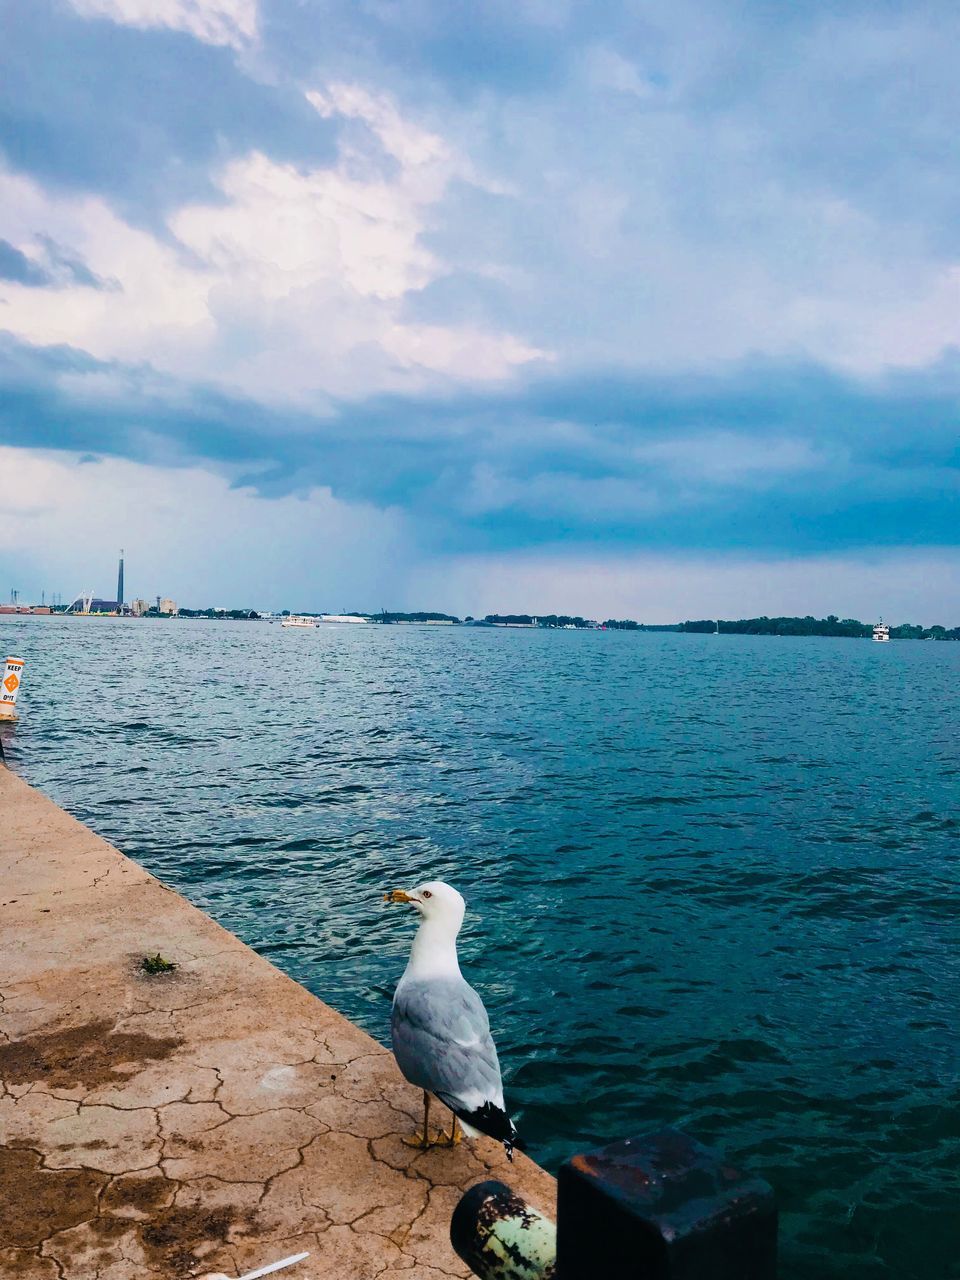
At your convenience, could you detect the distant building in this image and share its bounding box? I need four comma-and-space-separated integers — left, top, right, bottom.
66, 597, 120, 614
320, 614, 369, 624
130, 599, 150, 617
159, 598, 178, 615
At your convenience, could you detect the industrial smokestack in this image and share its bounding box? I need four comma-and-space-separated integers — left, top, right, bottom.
117, 549, 124, 611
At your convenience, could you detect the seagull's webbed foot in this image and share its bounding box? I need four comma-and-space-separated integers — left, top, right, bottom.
441, 1115, 462, 1147
401, 1130, 436, 1149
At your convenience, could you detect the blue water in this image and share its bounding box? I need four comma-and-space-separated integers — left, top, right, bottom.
2, 617, 958, 1279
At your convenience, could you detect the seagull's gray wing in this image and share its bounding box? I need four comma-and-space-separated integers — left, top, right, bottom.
391, 975, 505, 1115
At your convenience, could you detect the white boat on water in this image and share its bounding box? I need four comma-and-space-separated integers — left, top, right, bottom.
872, 619, 890, 642
281, 615, 317, 628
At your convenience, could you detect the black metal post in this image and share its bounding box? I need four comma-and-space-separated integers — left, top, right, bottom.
557, 1127, 776, 1279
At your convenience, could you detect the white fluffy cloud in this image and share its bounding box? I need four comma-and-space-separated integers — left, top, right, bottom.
0, 81, 548, 405
67, 0, 257, 49
0, 168, 215, 366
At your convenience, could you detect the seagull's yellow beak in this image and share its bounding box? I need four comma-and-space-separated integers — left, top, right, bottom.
385, 889, 414, 904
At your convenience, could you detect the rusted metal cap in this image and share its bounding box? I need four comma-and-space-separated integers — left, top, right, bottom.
451, 1180, 557, 1280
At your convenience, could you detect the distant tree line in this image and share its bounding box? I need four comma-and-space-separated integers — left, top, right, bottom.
480, 614, 705, 630
884, 622, 960, 640
176, 607, 260, 620
605, 619, 682, 630
375, 611, 461, 623
680, 615, 960, 639
483, 614, 683, 629
485, 614, 603, 627
524, 614, 588, 627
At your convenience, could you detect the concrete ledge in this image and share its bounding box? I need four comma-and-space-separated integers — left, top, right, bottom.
0, 768, 555, 1279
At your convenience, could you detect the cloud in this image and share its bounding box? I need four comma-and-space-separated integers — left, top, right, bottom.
1, 332, 957, 563
6, 1, 960, 383
36, 235, 114, 289
305, 83, 451, 172
631, 433, 831, 487
0, 166, 217, 371
0, 233, 111, 290
0, 76, 549, 401
0, 1, 334, 220
67, 0, 257, 49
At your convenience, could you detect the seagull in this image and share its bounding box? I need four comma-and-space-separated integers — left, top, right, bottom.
385, 880, 520, 1160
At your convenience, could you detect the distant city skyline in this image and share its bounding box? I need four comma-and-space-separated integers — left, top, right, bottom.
1, 4, 958, 617
6, 533, 959, 629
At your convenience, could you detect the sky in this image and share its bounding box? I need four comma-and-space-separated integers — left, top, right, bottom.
1, 0, 958, 620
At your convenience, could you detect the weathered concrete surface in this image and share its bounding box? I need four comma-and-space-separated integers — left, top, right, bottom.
0, 768, 555, 1279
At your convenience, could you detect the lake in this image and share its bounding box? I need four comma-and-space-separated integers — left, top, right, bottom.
2, 616, 957, 1279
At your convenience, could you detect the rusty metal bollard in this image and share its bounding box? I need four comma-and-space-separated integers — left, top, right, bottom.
451, 1180, 557, 1280
452, 1129, 776, 1280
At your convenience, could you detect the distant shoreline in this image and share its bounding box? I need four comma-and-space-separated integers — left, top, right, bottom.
2, 609, 958, 639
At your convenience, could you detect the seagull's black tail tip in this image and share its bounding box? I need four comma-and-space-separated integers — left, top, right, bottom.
448, 1098, 524, 1160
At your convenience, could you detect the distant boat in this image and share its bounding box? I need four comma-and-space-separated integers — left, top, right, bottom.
872, 619, 890, 643
281, 615, 317, 629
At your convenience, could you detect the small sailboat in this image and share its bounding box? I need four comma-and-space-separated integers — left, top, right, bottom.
872, 619, 890, 643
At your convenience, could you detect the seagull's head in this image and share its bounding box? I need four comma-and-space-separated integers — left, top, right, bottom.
385, 880, 465, 933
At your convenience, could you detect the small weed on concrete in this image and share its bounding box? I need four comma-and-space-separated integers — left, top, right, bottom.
141, 953, 178, 975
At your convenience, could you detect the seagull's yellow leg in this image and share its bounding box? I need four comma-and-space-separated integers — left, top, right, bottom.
442, 1114, 462, 1147
402, 1091, 434, 1148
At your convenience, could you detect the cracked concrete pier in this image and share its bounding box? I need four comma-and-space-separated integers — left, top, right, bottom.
0, 769, 555, 1279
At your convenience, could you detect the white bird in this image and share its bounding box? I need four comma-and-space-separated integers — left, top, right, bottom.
385, 880, 520, 1159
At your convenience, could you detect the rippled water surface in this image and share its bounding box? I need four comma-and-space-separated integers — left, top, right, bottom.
3, 617, 958, 1278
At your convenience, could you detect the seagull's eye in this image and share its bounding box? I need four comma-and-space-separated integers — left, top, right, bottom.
422, 890, 432, 899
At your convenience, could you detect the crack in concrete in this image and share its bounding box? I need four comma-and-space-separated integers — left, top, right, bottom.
255, 1128, 328, 1207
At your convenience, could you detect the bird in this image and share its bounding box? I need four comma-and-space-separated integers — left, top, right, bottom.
385, 880, 520, 1160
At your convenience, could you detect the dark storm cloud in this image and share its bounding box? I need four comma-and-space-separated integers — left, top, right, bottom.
1, 332, 957, 555
0, 0, 337, 224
